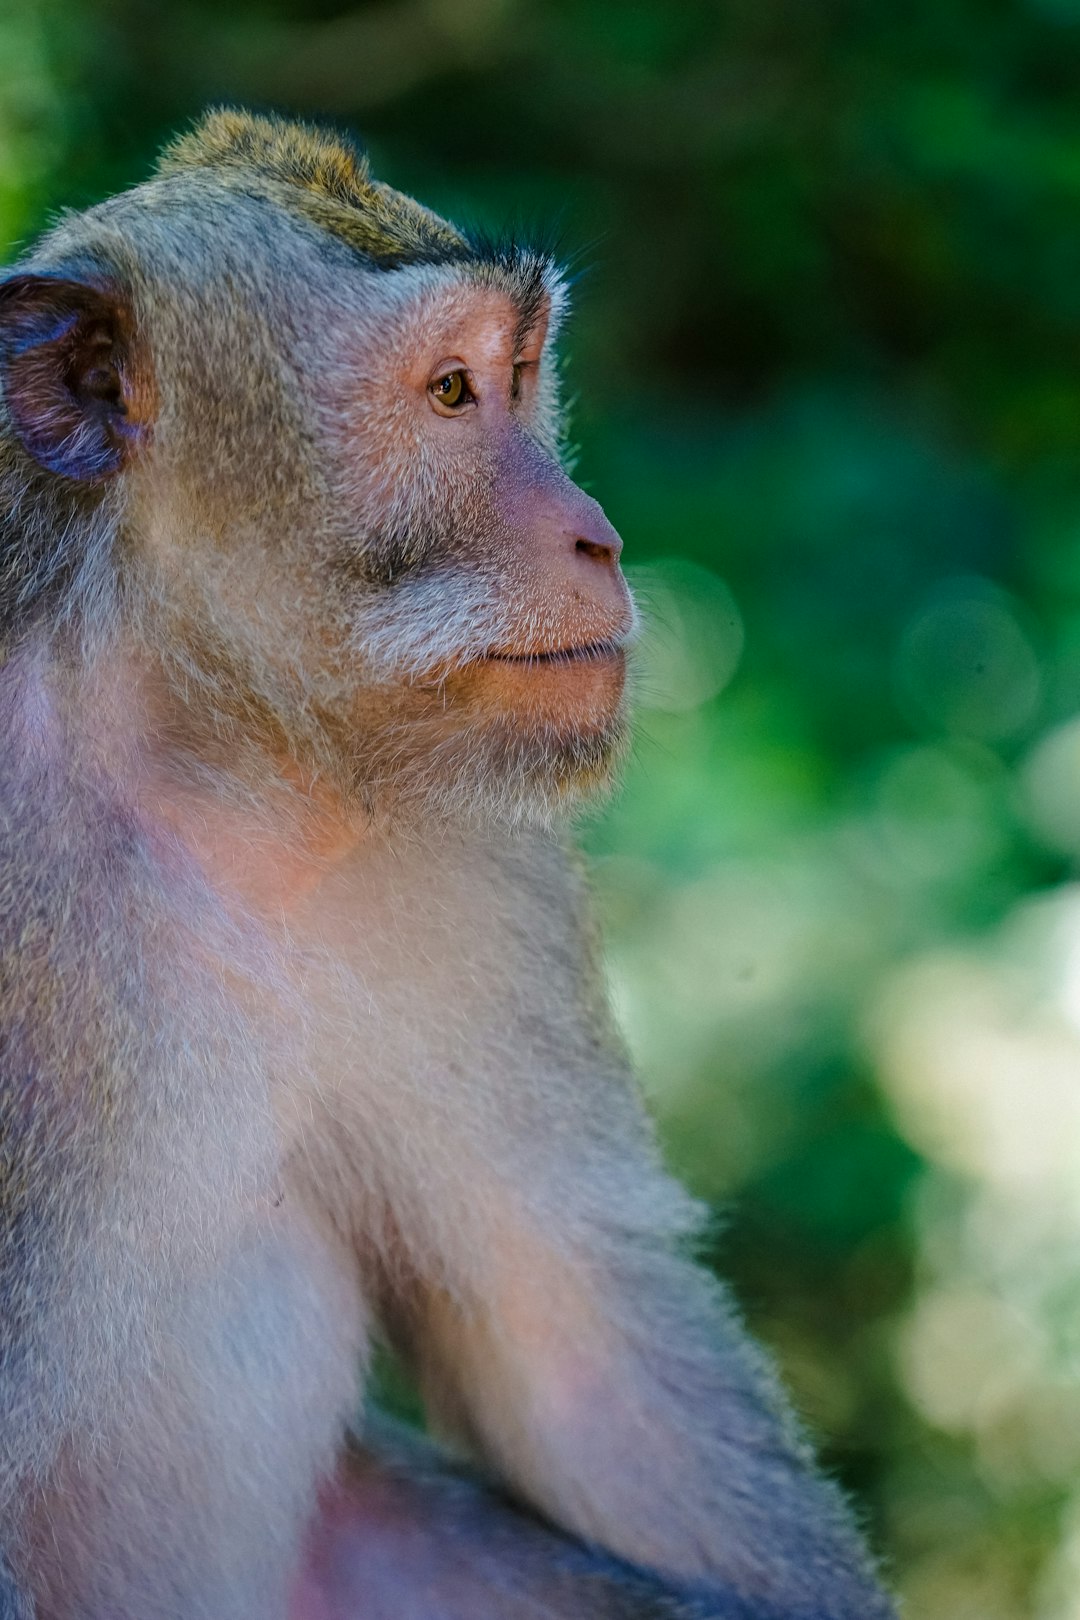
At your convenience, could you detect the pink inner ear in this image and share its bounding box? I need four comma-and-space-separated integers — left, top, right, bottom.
0, 275, 144, 483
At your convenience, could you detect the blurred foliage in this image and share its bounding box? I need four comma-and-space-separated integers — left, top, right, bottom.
8, 0, 1080, 1613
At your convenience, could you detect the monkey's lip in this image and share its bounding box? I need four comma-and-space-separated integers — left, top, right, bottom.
480, 640, 625, 669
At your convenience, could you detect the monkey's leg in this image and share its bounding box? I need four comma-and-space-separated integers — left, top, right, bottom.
292, 1416, 767, 1620
396, 1221, 896, 1620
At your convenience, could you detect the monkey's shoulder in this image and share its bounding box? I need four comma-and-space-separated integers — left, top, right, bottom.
0, 739, 186, 1116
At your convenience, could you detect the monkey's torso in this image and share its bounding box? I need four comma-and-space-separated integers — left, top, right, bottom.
0, 683, 661, 1619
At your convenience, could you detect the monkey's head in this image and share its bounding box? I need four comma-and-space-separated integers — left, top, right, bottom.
0, 110, 634, 827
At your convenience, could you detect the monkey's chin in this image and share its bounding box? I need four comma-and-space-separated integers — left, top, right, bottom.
439, 648, 629, 824
335, 649, 629, 829
453, 709, 628, 826
347, 688, 628, 833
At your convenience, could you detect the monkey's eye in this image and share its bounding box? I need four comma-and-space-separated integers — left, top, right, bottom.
511, 364, 522, 401
429, 369, 474, 413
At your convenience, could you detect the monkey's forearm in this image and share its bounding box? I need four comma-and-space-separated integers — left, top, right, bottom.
294, 1418, 798, 1620
404, 1242, 895, 1620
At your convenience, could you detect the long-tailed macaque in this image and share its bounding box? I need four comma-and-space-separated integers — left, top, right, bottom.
0, 110, 896, 1620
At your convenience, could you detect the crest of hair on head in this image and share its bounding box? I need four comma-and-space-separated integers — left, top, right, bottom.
156, 107, 468, 265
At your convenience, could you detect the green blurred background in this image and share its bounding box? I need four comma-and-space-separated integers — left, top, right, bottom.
8, 0, 1080, 1612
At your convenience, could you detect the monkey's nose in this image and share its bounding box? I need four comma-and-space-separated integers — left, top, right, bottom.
575, 533, 621, 567
571, 505, 623, 570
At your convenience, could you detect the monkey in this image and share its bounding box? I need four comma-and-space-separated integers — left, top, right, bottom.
0, 109, 897, 1620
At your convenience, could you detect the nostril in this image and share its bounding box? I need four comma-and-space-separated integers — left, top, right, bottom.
576, 537, 616, 565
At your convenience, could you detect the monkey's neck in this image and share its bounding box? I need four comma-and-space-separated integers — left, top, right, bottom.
141, 760, 369, 916
41, 637, 372, 919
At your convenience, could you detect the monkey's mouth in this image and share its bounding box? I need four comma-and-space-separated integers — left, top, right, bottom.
482, 639, 625, 669
449, 639, 628, 729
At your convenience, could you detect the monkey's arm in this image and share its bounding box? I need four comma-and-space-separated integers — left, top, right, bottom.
292, 1416, 784, 1620
372, 841, 897, 1620
397, 1226, 894, 1620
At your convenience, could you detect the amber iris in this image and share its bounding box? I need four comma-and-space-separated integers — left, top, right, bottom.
431, 370, 468, 407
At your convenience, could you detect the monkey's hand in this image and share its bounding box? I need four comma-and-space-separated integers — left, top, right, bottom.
290, 1418, 817, 1620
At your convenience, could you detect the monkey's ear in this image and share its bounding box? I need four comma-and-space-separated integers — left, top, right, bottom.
0, 270, 149, 483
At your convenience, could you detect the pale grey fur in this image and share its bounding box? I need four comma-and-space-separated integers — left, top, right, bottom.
0, 117, 897, 1619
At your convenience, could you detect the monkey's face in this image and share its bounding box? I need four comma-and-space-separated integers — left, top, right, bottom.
0, 161, 634, 827
308, 264, 635, 824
